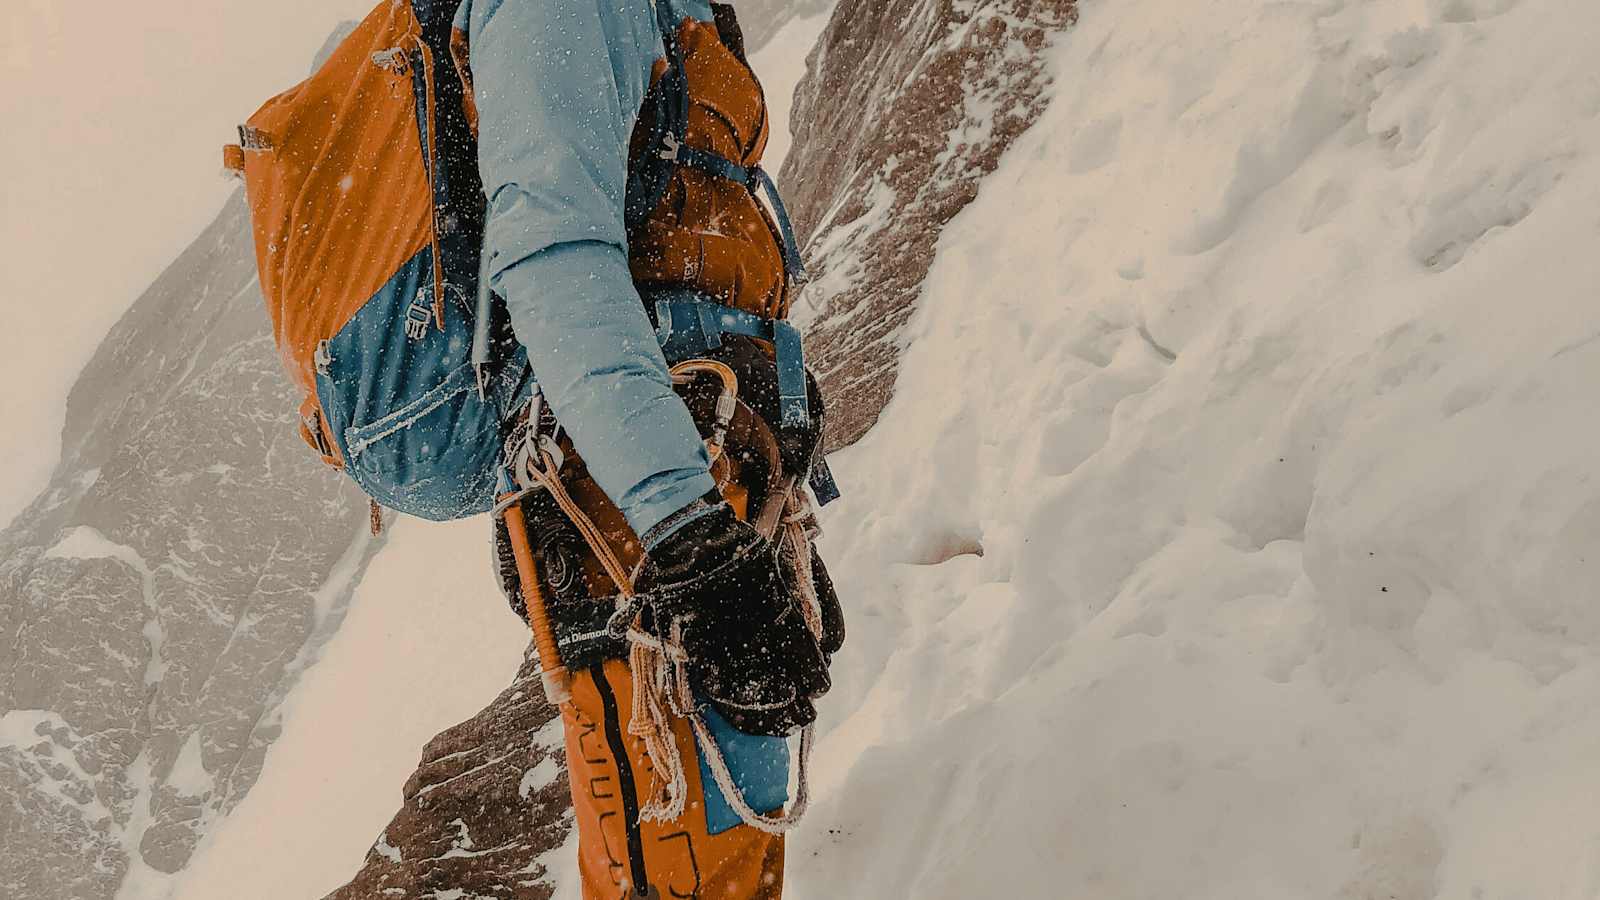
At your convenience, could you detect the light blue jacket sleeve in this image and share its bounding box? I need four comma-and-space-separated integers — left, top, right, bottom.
464, 0, 716, 540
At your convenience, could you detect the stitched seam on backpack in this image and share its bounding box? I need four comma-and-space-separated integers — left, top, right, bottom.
344, 363, 477, 458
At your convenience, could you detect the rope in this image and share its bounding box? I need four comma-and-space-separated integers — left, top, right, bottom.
625, 613, 815, 833
620, 487, 818, 833
510, 377, 817, 833
517, 441, 693, 819
631, 621, 693, 822
783, 491, 825, 642
522, 447, 635, 597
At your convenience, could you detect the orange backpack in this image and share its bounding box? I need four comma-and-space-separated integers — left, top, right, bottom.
224, 0, 818, 522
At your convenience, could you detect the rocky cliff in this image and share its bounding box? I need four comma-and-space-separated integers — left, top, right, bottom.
323, 651, 568, 900
782, 0, 1080, 447
0, 188, 379, 898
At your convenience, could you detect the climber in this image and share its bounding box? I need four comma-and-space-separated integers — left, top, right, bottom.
225, 0, 840, 887
465, 0, 838, 896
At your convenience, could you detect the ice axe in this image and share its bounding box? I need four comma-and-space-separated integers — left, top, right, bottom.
500, 495, 573, 706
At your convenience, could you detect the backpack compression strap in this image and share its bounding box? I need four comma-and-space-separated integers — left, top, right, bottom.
628, 2, 809, 289
658, 134, 809, 286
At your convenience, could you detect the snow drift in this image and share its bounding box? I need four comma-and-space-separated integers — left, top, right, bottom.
789, 0, 1600, 897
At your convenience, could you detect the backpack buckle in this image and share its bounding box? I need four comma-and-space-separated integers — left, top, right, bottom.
405, 289, 435, 341
237, 125, 274, 152
658, 132, 681, 163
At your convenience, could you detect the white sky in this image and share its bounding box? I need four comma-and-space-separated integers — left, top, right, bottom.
0, 0, 374, 529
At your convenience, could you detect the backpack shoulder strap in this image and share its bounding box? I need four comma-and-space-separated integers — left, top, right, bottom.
710, 3, 749, 64
624, 1, 692, 233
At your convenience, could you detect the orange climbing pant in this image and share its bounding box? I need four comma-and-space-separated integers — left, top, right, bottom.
562, 659, 785, 899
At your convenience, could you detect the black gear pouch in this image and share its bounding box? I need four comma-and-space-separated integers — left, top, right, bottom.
809, 547, 846, 658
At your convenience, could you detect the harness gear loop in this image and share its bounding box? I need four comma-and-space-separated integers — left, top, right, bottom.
651, 295, 811, 428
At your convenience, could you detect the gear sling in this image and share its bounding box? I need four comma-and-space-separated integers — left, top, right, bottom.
224, 1, 838, 897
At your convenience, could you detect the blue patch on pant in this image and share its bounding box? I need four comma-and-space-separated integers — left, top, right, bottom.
694, 705, 790, 835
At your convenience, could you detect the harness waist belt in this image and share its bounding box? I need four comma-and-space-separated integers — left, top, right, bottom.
649, 291, 841, 505
650, 293, 810, 429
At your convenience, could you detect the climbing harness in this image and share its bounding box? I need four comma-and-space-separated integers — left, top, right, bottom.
495, 357, 823, 833
650, 292, 842, 505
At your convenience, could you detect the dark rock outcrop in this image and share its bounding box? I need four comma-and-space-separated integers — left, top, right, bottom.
325, 651, 568, 900
0, 24, 382, 898
784, 0, 1081, 448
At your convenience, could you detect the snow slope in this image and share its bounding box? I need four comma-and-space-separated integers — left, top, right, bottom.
143, 518, 529, 900
786, 0, 1600, 897
751, 12, 834, 173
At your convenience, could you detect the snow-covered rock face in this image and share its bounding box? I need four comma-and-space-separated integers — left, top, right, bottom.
0, 191, 376, 897
784, 0, 1081, 448
790, 0, 1600, 896
324, 653, 567, 900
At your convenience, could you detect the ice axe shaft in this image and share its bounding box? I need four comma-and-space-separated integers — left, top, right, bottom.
501, 497, 572, 706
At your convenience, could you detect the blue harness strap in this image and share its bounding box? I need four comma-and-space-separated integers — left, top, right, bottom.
752, 167, 809, 286
652, 293, 842, 507
808, 458, 841, 506
652, 293, 810, 429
